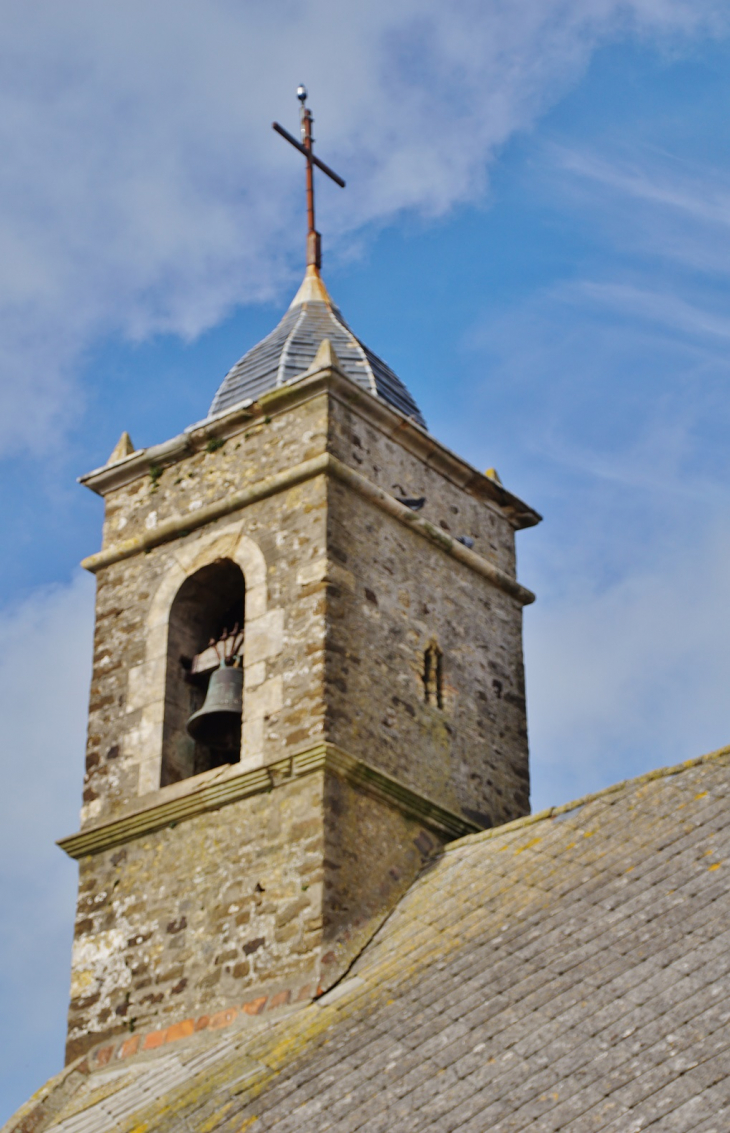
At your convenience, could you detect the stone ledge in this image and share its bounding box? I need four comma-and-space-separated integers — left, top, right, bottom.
79, 451, 535, 605
57, 743, 480, 859
328, 457, 535, 604
81, 451, 330, 573
78, 368, 540, 531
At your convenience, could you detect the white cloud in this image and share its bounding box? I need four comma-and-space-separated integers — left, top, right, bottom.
548, 143, 730, 278
556, 147, 730, 229
456, 161, 730, 811
526, 517, 730, 809
0, 0, 725, 454
576, 282, 730, 341
0, 572, 94, 1119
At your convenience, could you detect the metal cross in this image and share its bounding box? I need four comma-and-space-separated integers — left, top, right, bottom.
273, 85, 345, 271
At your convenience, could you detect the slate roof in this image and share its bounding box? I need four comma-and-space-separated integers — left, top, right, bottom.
9, 746, 730, 1133
208, 267, 427, 428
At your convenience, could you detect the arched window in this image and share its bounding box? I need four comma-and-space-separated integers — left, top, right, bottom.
423, 642, 443, 709
161, 559, 245, 786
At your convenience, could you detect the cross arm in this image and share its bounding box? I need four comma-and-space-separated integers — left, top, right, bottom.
272, 122, 346, 188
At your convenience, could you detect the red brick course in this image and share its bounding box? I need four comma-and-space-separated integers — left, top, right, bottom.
118, 1036, 140, 1059
89, 982, 316, 1069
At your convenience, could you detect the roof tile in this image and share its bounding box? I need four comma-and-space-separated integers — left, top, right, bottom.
208, 267, 426, 427
10, 748, 730, 1133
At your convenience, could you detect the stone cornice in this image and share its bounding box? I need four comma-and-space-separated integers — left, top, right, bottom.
81, 451, 330, 572
329, 457, 535, 603
79, 367, 540, 530
57, 743, 480, 859
321, 374, 539, 528
79, 450, 535, 605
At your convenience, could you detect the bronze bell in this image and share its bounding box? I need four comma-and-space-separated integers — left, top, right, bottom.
187, 660, 243, 747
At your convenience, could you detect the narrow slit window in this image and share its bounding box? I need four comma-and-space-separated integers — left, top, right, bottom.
423, 643, 443, 709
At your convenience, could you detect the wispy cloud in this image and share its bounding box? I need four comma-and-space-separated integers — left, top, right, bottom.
556, 147, 730, 229
467, 274, 730, 512
575, 282, 730, 340
527, 515, 730, 808
0, 0, 724, 454
460, 120, 730, 813
0, 573, 94, 1120
547, 141, 730, 279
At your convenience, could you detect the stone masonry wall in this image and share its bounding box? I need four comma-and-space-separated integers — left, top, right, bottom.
83, 381, 528, 831
67, 774, 325, 1062
324, 479, 529, 828
100, 395, 329, 555
69, 371, 534, 1057
319, 773, 445, 986
323, 396, 529, 828
84, 469, 328, 828
327, 393, 518, 578
66, 768, 445, 1062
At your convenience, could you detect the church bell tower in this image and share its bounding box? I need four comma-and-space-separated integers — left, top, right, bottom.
59, 92, 540, 1064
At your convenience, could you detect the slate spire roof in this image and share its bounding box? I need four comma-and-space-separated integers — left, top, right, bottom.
208, 266, 427, 428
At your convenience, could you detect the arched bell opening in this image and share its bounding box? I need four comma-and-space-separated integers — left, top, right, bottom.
161, 559, 245, 787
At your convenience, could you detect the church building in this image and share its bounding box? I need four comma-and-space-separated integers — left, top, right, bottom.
7, 94, 730, 1133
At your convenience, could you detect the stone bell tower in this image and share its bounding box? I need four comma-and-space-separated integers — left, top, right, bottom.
59, 97, 540, 1064
61, 265, 539, 1062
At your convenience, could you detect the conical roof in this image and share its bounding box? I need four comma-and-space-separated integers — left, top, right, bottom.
209, 267, 426, 428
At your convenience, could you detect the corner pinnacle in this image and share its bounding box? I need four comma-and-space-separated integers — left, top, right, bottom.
304, 338, 344, 376
107, 431, 136, 465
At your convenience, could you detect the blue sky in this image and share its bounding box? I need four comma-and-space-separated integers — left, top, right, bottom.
2, 2, 730, 1121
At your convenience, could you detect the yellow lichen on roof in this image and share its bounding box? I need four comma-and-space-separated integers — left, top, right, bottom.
9, 743, 730, 1133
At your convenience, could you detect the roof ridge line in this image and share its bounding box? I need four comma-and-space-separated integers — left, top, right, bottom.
445, 741, 730, 854
330, 307, 378, 397
276, 305, 307, 387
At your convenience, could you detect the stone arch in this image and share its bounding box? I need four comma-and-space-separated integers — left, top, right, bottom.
161, 558, 245, 786
125, 522, 283, 796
